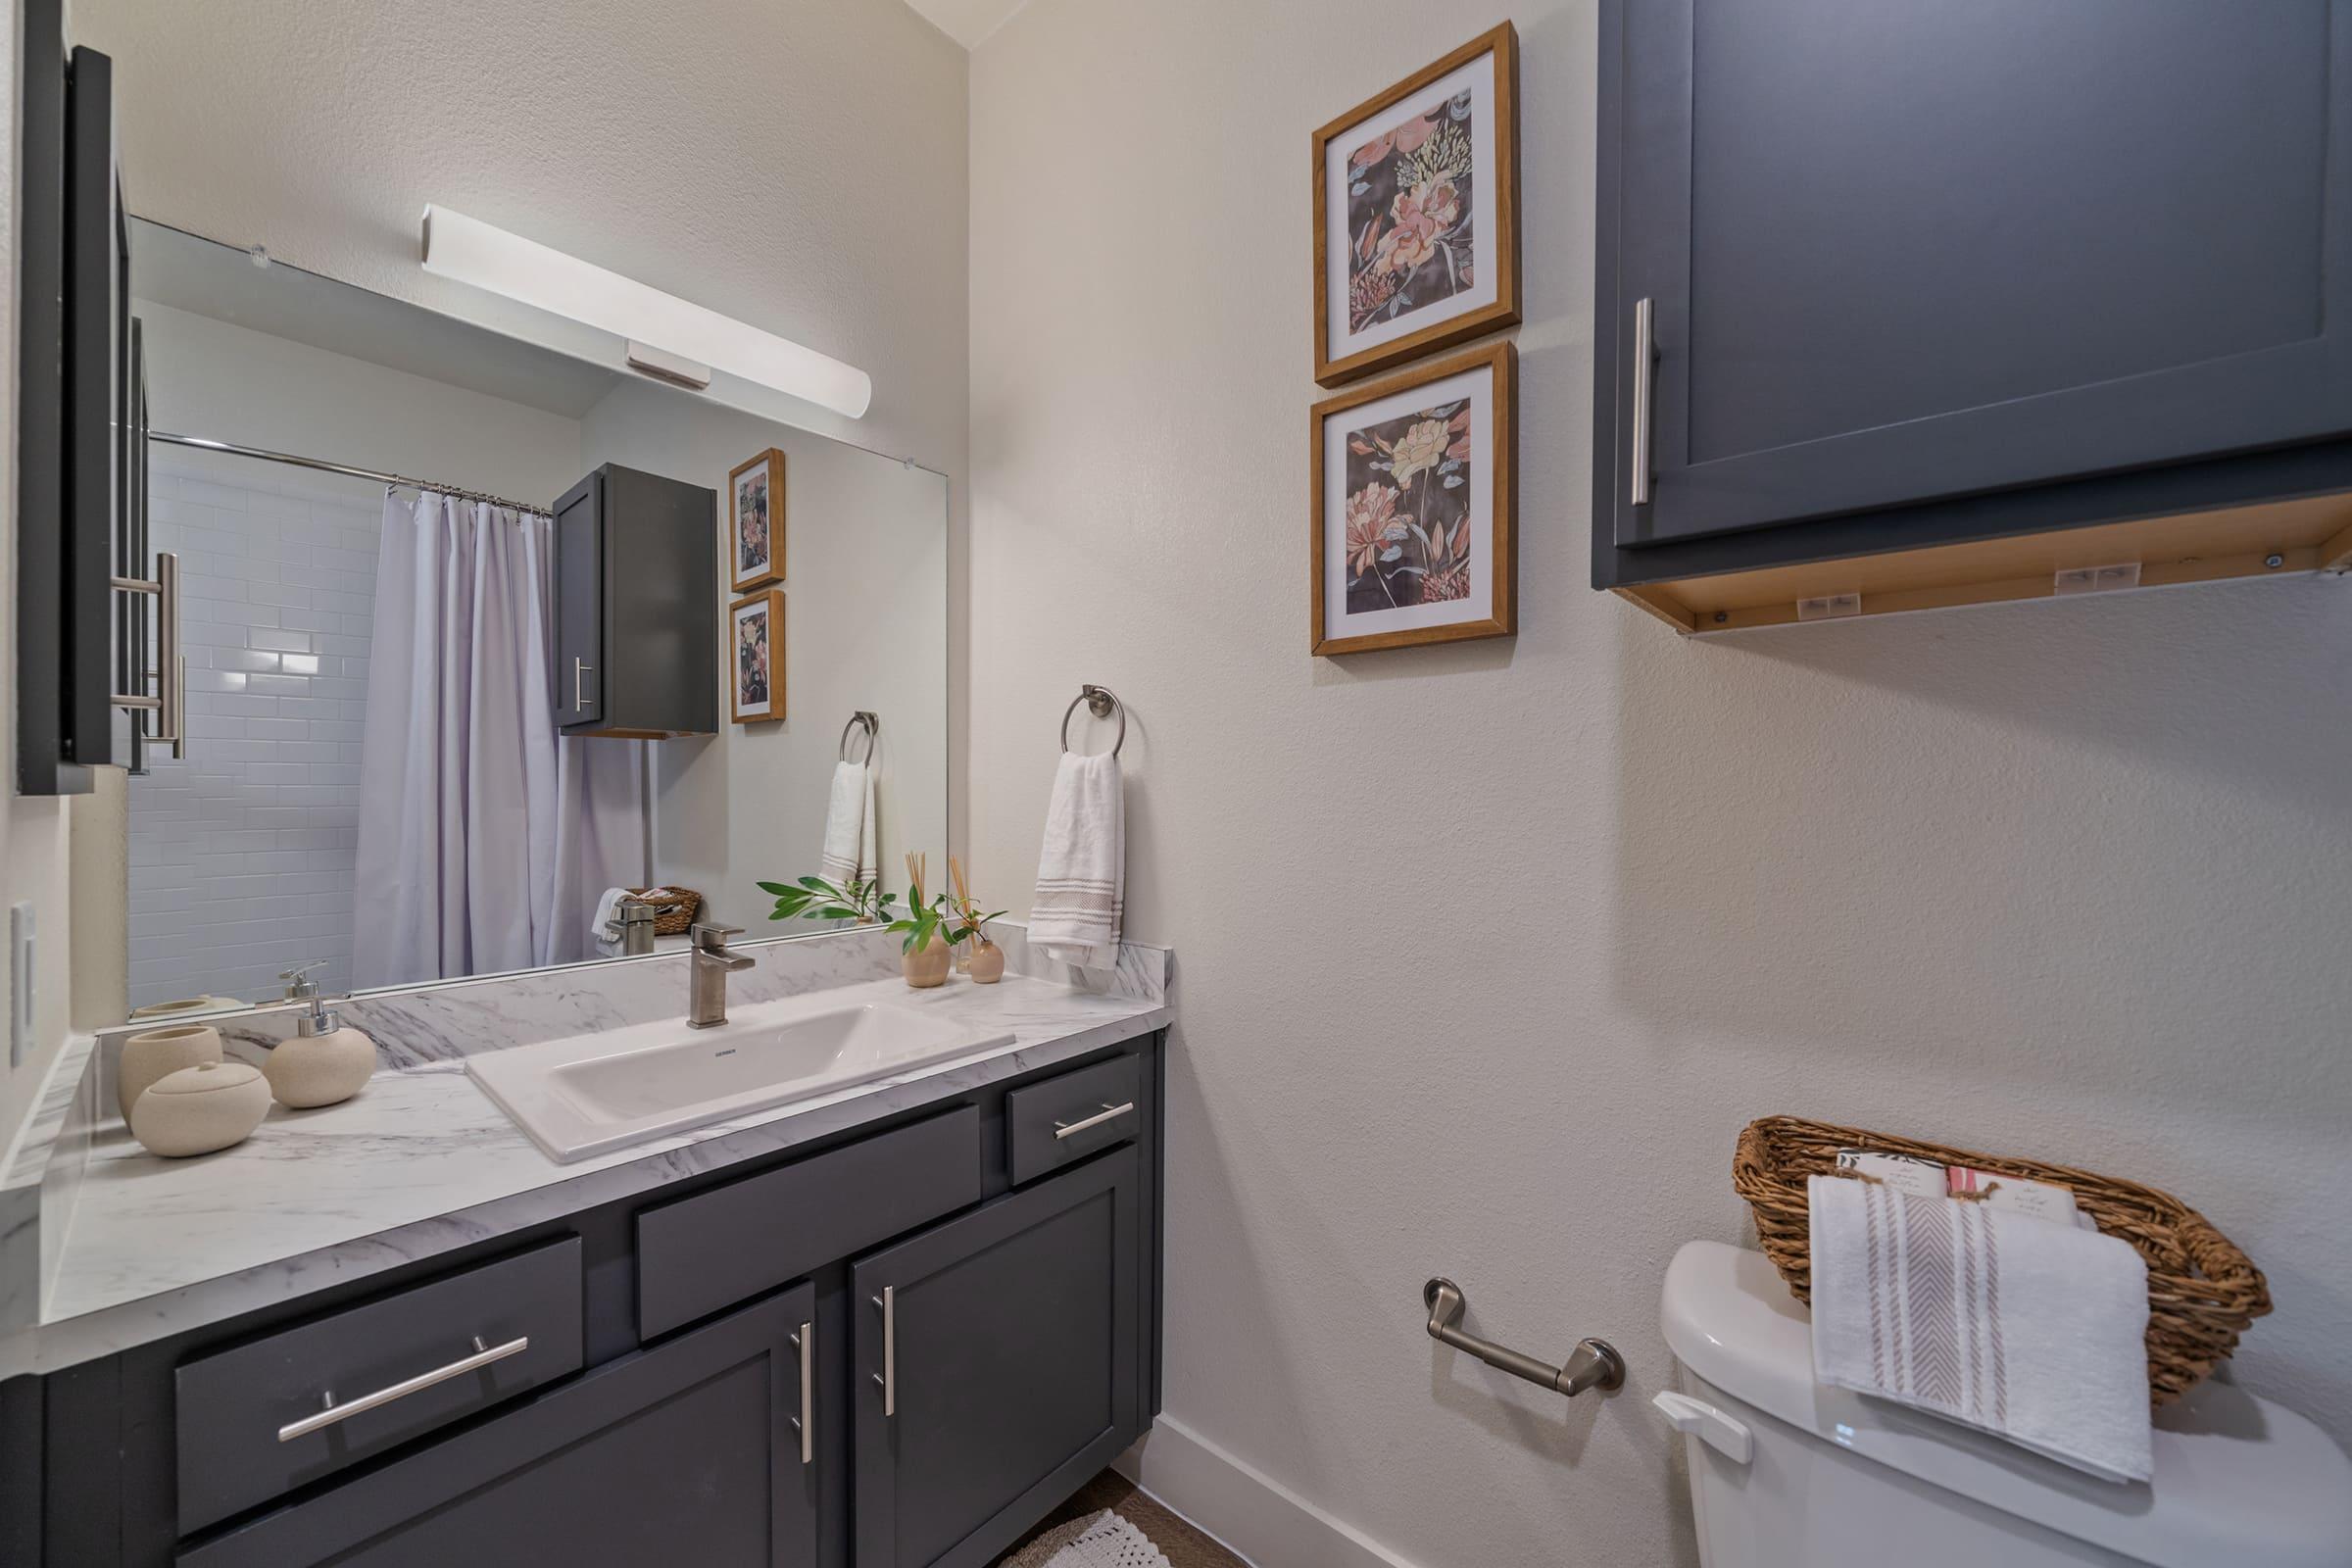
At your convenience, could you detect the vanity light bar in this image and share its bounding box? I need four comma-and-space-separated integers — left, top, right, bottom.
419, 205, 872, 419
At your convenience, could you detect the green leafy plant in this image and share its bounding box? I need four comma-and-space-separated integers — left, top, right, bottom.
888, 852, 964, 956
945, 855, 1005, 948
757, 873, 898, 927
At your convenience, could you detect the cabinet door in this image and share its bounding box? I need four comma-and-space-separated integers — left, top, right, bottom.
1601, 0, 2352, 550
552, 470, 605, 731
177, 1285, 818, 1568
853, 1150, 1140, 1568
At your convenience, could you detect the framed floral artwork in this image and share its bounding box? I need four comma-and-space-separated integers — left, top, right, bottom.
728, 447, 785, 591
1311, 341, 1515, 657
729, 588, 785, 723
1312, 23, 1519, 387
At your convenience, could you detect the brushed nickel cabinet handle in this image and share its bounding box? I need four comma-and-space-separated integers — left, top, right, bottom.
790, 1321, 813, 1464
1630, 298, 1656, 508
112, 551, 184, 757
572, 656, 594, 711
870, 1287, 896, 1417
1053, 1102, 1134, 1141
276, 1334, 529, 1443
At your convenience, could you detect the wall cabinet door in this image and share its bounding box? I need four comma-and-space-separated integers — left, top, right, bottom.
177, 1286, 818, 1568
1598, 0, 2352, 556
852, 1150, 1140, 1568
552, 470, 606, 731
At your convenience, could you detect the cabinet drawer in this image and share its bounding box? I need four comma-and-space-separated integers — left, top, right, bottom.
636, 1104, 982, 1339
174, 1238, 583, 1535
1004, 1053, 1142, 1186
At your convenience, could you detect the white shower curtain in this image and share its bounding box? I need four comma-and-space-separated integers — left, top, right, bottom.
352, 491, 643, 989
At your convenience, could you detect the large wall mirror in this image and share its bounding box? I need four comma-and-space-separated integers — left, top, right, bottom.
116, 221, 948, 1021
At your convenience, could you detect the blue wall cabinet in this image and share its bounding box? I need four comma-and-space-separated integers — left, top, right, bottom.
1593, 0, 2352, 629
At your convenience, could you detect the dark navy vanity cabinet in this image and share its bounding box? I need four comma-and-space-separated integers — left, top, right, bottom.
4, 1032, 1165, 1568
1593, 0, 2352, 620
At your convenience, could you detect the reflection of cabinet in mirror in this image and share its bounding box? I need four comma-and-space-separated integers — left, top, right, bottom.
552, 464, 718, 739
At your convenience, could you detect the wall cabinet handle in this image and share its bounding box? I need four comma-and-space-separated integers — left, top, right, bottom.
275, 1334, 528, 1444
1630, 297, 1656, 508
1054, 1102, 1135, 1141
572, 656, 594, 711
790, 1322, 813, 1465
871, 1286, 896, 1416
112, 551, 184, 758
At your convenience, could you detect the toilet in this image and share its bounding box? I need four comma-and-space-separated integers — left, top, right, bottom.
1659, 1241, 2352, 1567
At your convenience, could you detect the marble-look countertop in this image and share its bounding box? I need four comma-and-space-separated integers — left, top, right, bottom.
11, 968, 1166, 1374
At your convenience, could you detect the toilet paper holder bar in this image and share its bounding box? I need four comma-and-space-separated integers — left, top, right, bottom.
1423, 1277, 1625, 1398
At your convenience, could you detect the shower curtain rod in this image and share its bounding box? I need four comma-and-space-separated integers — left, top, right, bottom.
147, 430, 550, 515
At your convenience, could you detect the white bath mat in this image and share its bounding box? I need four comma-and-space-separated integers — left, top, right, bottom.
1004, 1508, 1173, 1568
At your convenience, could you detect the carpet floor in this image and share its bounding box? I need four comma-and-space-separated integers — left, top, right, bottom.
991, 1472, 1250, 1568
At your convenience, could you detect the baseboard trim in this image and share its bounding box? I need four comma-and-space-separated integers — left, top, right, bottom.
1114, 1415, 1427, 1568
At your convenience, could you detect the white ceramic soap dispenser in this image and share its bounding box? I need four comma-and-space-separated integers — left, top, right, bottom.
262, 995, 377, 1108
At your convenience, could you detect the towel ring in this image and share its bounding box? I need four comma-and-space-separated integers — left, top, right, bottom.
1060, 685, 1125, 758
839, 710, 879, 764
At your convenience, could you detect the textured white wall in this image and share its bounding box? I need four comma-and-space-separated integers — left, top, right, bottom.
968, 4, 2352, 1564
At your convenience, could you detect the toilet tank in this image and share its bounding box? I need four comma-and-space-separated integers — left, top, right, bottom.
1660, 1242, 2352, 1568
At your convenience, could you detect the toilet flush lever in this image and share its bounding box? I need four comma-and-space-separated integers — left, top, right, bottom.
1652, 1391, 1753, 1464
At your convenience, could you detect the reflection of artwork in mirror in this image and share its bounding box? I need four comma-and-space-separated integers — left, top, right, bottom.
729, 447, 785, 590
731, 588, 785, 723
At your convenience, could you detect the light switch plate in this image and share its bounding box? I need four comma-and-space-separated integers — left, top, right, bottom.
9, 903, 33, 1068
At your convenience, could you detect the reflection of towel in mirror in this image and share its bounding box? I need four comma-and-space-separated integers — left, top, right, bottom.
1807, 1174, 2153, 1483
1031, 753, 1123, 970
590, 887, 630, 956
820, 761, 877, 886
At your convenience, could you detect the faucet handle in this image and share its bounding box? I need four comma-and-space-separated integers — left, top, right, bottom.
691, 922, 745, 952
278, 960, 327, 1001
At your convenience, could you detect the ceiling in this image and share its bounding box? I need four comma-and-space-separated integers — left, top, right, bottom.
901, 0, 1031, 49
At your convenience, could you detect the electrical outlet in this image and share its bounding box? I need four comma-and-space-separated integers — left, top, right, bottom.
9, 904, 33, 1068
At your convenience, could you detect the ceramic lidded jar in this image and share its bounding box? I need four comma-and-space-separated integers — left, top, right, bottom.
128, 1059, 271, 1157
117, 1024, 223, 1122
262, 999, 377, 1108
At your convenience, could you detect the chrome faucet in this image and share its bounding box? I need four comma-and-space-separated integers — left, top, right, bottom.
686, 923, 755, 1029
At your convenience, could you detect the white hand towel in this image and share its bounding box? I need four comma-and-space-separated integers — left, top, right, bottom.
1807, 1174, 2153, 1483
1030, 752, 1123, 970
590, 886, 629, 955
820, 760, 873, 885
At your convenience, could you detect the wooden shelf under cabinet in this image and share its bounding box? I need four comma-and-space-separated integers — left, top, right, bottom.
1614, 493, 2352, 634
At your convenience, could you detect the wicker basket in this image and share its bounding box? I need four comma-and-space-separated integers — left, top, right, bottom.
626, 886, 704, 937
1733, 1115, 2270, 1406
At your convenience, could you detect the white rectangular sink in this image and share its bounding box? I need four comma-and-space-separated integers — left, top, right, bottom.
467, 994, 1014, 1162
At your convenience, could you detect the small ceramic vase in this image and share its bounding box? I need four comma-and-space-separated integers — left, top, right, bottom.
966, 937, 1004, 985
128, 1060, 271, 1157
117, 1024, 223, 1122
903, 937, 951, 989
263, 1023, 377, 1108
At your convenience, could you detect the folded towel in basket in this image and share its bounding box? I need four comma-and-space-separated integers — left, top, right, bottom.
1807, 1173, 2153, 1483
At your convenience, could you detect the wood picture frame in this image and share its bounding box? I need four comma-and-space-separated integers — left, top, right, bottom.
728, 447, 786, 591
1311, 341, 1516, 657
1312, 22, 1520, 387
728, 588, 785, 723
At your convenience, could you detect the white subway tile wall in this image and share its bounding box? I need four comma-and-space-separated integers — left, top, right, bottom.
126, 452, 385, 1009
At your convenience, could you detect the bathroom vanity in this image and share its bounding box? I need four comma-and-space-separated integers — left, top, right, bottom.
0, 936, 1168, 1568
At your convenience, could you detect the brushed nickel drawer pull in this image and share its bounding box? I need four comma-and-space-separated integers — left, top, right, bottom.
275, 1334, 529, 1443
572, 656, 594, 712
1053, 1102, 1134, 1141
1630, 298, 1656, 508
